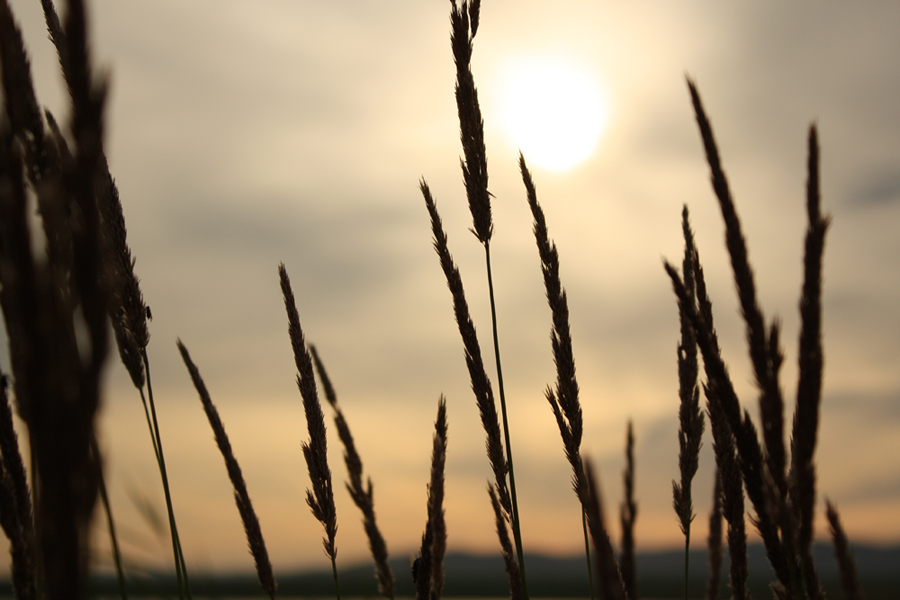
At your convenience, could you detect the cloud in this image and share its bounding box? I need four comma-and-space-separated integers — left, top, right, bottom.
843, 168, 900, 209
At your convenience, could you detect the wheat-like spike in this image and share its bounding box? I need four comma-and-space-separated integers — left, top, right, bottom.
665, 261, 790, 588
0, 0, 50, 183
40, 0, 150, 389
0, 68, 107, 600
488, 485, 523, 600
40, 108, 73, 266
619, 422, 637, 600
415, 525, 434, 600
427, 397, 448, 600
0, 371, 36, 600
583, 458, 626, 600
39, 0, 68, 83
520, 155, 588, 497
826, 500, 863, 600
673, 206, 704, 538
707, 384, 749, 600
98, 156, 150, 389
789, 125, 830, 600
178, 341, 277, 599
705, 467, 723, 600
0, 368, 33, 554
279, 264, 338, 568
311, 345, 394, 599
416, 397, 448, 600
420, 180, 510, 512
687, 78, 790, 505
450, 0, 491, 245
0, 126, 43, 434
22, 2, 111, 595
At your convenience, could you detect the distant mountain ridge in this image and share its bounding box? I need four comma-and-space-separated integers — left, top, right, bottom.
27, 542, 897, 598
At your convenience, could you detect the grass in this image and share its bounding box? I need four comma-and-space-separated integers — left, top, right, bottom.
0, 0, 870, 599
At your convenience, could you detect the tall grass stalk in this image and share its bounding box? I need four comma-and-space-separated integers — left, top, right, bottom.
583, 459, 626, 600
178, 341, 277, 599
708, 375, 749, 600
705, 468, 723, 600
790, 124, 829, 600
1, 0, 111, 594
0, 369, 36, 600
619, 422, 637, 600
142, 350, 192, 600
280, 264, 340, 600
483, 242, 527, 594
2, 0, 156, 595
666, 78, 835, 600
826, 500, 863, 600
519, 154, 594, 599
415, 396, 448, 600
420, 181, 519, 598
672, 207, 704, 600
580, 512, 594, 600
311, 345, 394, 599
92, 436, 128, 600
449, 2, 527, 594
681, 210, 750, 600
685, 80, 797, 595
39, 1, 193, 597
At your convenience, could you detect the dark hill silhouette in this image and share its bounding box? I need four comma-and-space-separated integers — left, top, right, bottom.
34, 542, 895, 598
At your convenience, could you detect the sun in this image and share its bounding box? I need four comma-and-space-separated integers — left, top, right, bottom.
497, 55, 610, 172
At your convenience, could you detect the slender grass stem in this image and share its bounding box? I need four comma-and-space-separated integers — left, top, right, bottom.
27, 437, 42, 600
27, 435, 39, 583
142, 349, 191, 600
619, 422, 638, 600
138, 390, 160, 463
92, 436, 128, 600
683, 528, 690, 600
484, 244, 528, 600
331, 555, 341, 600
138, 382, 182, 598
581, 509, 595, 600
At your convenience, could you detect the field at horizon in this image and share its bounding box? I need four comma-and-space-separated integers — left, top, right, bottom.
3, 544, 899, 599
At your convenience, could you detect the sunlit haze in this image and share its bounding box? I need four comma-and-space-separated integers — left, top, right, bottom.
2, 0, 899, 578
497, 55, 609, 171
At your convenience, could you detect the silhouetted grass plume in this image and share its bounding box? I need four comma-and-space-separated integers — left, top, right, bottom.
280, 263, 340, 599
178, 341, 277, 599
419, 180, 517, 596
827, 500, 863, 600
665, 78, 844, 600
705, 467, 723, 600
415, 396, 448, 600
311, 345, 394, 600
672, 207, 704, 600
619, 422, 637, 600
0, 0, 110, 596
448, 0, 529, 595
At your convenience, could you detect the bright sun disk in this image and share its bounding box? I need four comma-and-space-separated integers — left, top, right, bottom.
498, 56, 609, 172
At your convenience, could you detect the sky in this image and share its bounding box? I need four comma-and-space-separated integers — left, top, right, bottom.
2, 0, 900, 578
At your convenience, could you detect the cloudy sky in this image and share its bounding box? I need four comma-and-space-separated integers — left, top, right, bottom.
3, 0, 899, 578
